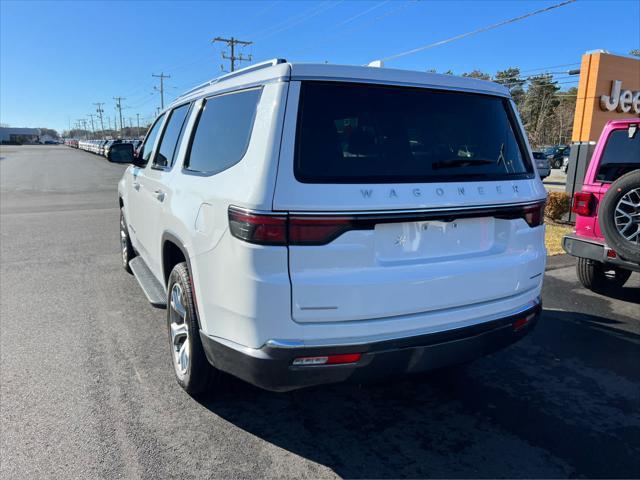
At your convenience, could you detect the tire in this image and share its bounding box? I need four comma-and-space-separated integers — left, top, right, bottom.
553, 159, 562, 169
598, 170, 640, 264
576, 258, 632, 291
120, 208, 135, 274
166, 262, 218, 395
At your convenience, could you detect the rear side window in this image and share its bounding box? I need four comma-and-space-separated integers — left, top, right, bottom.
140, 114, 166, 164
153, 103, 191, 169
596, 128, 640, 183
295, 82, 532, 183
185, 88, 261, 175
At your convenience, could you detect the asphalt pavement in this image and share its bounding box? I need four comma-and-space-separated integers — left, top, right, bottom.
1, 145, 638, 479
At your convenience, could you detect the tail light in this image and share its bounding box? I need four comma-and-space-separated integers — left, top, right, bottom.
289, 216, 354, 245
572, 192, 594, 216
229, 200, 547, 246
228, 208, 287, 245
522, 202, 545, 228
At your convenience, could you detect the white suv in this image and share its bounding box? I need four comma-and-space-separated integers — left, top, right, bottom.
114, 59, 547, 394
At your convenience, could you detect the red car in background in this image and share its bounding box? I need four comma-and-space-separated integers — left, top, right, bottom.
563, 119, 639, 291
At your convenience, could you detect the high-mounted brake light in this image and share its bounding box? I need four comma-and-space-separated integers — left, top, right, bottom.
572, 192, 594, 216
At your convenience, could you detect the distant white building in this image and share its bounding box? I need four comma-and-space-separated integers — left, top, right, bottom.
0, 127, 41, 144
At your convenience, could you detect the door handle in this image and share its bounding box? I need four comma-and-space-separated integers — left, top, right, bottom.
133, 182, 141, 191
154, 189, 165, 202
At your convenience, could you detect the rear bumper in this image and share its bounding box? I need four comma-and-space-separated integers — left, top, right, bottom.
200, 301, 541, 392
562, 234, 640, 272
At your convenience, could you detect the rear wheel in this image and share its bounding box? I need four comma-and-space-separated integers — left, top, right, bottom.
167, 262, 219, 395
576, 257, 632, 291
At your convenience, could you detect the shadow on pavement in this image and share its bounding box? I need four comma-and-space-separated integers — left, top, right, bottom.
196, 305, 640, 478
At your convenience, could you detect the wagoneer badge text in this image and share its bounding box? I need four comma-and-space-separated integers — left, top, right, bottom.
361, 185, 520, 199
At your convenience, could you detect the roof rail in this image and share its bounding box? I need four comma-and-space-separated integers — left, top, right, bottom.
173, 58, 287, 103
216, 58, 287, 83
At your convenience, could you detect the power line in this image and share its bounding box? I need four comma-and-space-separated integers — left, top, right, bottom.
152, 73, 171, 109
212, 37, 252, 72
378, 0, 577, 63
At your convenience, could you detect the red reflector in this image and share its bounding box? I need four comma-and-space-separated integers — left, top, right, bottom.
228, 208, 287, 245
572, 192, 594, 216
326, 353, 361, 364
513, 318, 529, 332
292, 353, 361, 366
606, 249, 617, 258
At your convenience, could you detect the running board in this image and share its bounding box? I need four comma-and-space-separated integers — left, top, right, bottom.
129, 257, 167, 308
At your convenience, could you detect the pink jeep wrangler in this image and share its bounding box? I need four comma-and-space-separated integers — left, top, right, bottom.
563, 119, 639, 291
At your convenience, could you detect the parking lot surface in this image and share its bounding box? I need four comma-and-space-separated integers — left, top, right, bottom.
1, 145, 639, 479
543, 168, 567, 192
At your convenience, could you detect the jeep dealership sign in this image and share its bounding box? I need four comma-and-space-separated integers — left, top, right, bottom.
600, 80, 640, 114
572, 51, 640, 143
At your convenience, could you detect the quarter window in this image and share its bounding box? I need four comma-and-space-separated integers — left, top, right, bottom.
185, 88, 261, 175
152, 103, 191, 169
139, 114, 166, 165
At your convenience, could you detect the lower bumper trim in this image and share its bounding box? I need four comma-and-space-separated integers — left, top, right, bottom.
200, 302, 541, 392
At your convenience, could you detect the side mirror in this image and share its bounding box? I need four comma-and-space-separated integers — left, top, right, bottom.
108, 143, 144, 166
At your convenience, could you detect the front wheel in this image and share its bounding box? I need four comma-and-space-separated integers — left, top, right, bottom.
576, 257, 632, 291
167, 262, 219, 395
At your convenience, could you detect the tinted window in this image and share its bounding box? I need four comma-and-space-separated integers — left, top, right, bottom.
596, 128, 640, 182
186, 88, 261, 174
140, 114, 166, 164
295, 82, 531, 183
153, 103, 191, 168
533, 152, 546, 159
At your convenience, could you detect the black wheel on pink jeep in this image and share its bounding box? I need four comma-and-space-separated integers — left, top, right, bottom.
599, 170, 640, 264
576, 258, 632, 291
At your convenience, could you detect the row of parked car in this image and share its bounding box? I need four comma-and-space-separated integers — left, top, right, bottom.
65, 138, 141, 158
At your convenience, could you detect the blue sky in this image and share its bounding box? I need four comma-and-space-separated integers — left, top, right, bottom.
1, 0, 638, 133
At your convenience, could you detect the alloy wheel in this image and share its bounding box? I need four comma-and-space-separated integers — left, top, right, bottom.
614, 187, 640, 244
169, 283, 190, 378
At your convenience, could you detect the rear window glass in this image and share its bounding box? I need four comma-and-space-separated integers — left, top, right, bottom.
295, 82, 532, 183
185, 88, 261, 175
533, 152, 546, 160
595, 128, 640, 183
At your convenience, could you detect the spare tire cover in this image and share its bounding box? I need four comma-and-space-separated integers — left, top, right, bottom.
598, 169, 640, 264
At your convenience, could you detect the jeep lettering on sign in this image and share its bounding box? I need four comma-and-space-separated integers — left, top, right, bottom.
600, 80, 640, 114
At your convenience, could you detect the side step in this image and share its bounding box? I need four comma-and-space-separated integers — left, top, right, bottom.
129, 257, 167, 308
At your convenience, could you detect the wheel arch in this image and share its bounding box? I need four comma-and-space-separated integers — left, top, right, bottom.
162, 231, 202, 328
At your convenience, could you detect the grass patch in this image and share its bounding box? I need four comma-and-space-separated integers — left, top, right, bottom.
545, 222, 573, 256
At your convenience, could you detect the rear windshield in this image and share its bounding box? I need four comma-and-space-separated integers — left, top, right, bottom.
533, 152, 546, 160
295, 81, 533, 183
596, 128, 640, 183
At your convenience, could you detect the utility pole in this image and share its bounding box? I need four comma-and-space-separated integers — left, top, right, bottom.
113, 97, 125, 134
93, 102, 105, 138
87, 114, 96, 138
152, 73, 170, 109
212, 36, 252, 72
136, 113, 140, 138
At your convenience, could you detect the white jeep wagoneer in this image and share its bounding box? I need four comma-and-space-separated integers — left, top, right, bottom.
114, 59, 547, 394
